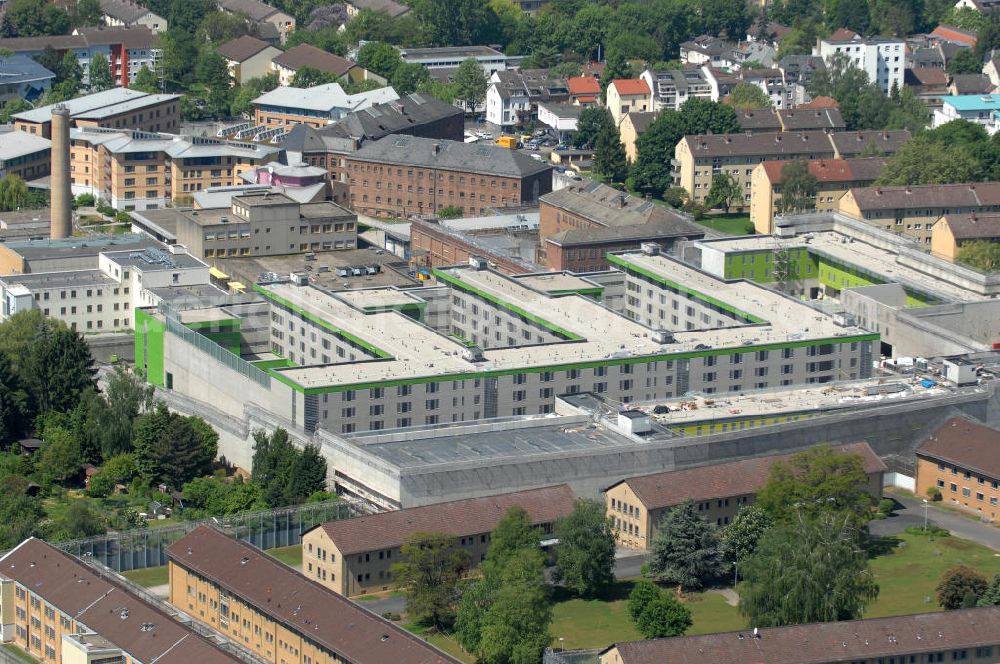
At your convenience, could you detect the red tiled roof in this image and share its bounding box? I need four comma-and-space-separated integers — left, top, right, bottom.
931, 24, 978, 47
610, 79, 650, 96
828, 27, 860, 41
759, 157, 887, 184
567, 76, 601, 95
318, 484, 577, 555
613, 442, 886, 510
798, 95, 840, 109
167, 527, 460, 664
918, 417, 1000, 478
604, 606, 1000, 664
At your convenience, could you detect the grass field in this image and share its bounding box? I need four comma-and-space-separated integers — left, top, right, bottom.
268, 545, 303, 569
696, 214, 755, 236
402, 531, 1000, 656
3, 643, 39, 662
122, 566, 169, 588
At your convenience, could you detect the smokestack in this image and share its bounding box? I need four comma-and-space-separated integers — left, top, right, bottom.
50, 104, 72, 240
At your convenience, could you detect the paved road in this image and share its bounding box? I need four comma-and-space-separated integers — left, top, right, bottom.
870, 495, 1000, 552
359, 551, 649, 617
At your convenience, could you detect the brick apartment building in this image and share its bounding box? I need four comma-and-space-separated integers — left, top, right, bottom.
538, 181, 704, 271
301, 485, 576, 596
345, 135, 552, 219
916, 417, 1000, 522
605, 442, 885, 550
409, 219, 540, 274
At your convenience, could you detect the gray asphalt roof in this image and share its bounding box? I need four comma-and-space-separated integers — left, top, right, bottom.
14, 89, 159, 123
350, 135, 553, 178
0, 54, 55, 85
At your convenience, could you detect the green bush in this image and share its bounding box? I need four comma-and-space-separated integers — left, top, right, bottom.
926, 486, 943, 501
905, 525, 950, 537
878, 498, 895, 515
75, 193, 96, 207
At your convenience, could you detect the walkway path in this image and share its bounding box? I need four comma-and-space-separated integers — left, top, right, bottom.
870, 495, 1000, 552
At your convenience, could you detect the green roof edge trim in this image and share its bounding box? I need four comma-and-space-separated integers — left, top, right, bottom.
607, 254, 768, 324
432, 268, 584, 341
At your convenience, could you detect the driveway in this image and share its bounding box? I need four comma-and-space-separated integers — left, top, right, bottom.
871, 495, 1000, 552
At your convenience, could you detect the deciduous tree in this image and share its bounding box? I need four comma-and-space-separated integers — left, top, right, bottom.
132, 65, 160, 93
739, 512, 879, 626
937, 566, 988, 610
88, 52, 113, 92
775, 161, 817, 214
726, 83, 771, 110
291, 66, 339, 88
957, 240, 1000, 272
453, 59, 488, 114
708, 173, 742, 213
554, 498, 616, 598
720, 505, 772, 566
356, 41, 403, 80
391, 532, 469, 629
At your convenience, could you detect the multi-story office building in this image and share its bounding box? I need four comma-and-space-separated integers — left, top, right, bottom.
674, 130, 909, 210
137, 246, 876, 436
0, 129, 50, 181
344, 135, 552, 219
0, 537, 243, 664
133, 192, 357, 259
837, 182, 1000, 246
397, 45, 507, 75
14, 88, 180, 138
252, 82, 399, 129
916, 416, 1000, 521
166, 526, 460, 664
606, 442, 885, 549
69, 127, 279, 210
749, 157, 886, 233
601, 606, 1000, 664
815, 30, 906, 95
301, 485, 576, 596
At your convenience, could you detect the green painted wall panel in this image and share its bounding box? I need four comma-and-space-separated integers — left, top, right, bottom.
134, 309, 165, 387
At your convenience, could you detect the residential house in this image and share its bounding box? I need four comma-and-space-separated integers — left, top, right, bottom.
166, 526, 461, 664
680, 35, 740, 70
931, 212, 1000, 259
342, 0, 410, 18
736, 67, 791, 108
538, 181, 704, 271
933, 94, 1000, 133
300, 485, 576, 596
271, 44, 361, 86
776, 106, 846, 131
0, 54, 54, 104
915, 417, 1000, 521
837, 181, 1000, 246
599, 607, 1000, 664
485, 68, 569, 129
639, 67, 718, 112
815, 31, 906, 95
252, 82, 399, 128
567, 75, 601, 105
14, 88, 180, 138
776, 54, 825, 105
619, 111, 658, 162
749, 157, 887, 233
949, 73, 996, 95
344, 135, 552, 219
984, 52, 1000, 88
605, 442, 885, 549
931, 24, 978, 48
747, 20, 792, 47
217, 0, 294, 43
99, 0, 166, 33
0, 26, 162, 89
904, 67, 950, 103
955, 0, 1000, 11
606, 79, 651, 125
215, 35, 281, 85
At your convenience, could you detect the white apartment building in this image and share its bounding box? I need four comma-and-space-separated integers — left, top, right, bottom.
815, 34, 905, 95
639, 67, 720, 112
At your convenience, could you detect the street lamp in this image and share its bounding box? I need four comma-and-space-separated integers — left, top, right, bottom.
558, 638, 565, 653
923, 498, 929, 531
733, 560, 739, 588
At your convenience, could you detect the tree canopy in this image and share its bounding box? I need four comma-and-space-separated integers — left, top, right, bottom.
391, 532, 470, 630
648, 500, 726, 591
957, 240, 1000, 272
554, 498, 617, 598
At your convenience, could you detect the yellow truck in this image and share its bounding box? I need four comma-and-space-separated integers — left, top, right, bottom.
496, 136, 518, 149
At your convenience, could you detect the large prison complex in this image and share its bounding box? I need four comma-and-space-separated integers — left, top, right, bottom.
135, 246, 876, 436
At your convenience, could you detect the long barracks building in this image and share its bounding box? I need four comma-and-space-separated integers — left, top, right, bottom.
136, 246, 876, 436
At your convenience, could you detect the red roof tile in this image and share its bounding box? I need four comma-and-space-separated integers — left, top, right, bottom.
931, 24, 978, 47
798, 95, 840, 109
567, 76, 601, 95
759, 157, 886, 184
610, 79, 650, 96
918, 416, 1000, 479
318, 484, 577, 555
614, 442, 886, 510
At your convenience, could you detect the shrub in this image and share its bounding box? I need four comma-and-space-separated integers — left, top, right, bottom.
905, 525, 950, 537
877, 498, 895, 515
926, 486, 943, 501
75, 193, 95, 207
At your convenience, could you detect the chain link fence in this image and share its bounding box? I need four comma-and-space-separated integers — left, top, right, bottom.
543, 648, 601, 664
54, 498, 363, 572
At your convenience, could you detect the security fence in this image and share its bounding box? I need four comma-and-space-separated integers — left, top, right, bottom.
543, 647, 601, 664
54, 498, 363, 572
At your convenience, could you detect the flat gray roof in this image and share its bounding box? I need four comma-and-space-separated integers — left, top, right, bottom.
103, 248, 207, 271
0, 269, 116, 289
15, 88, 154, 123
0, 130, 50, 159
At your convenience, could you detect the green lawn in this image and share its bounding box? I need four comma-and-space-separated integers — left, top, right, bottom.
122, 565, 169, 588
3, 644, 39, 663
404, 621, 476, 664
268, 545, 303, 568
695, 214, 754, 236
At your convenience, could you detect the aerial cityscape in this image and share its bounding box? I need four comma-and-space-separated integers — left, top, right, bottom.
0, 0, 999, 662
